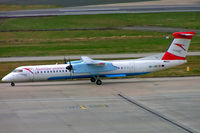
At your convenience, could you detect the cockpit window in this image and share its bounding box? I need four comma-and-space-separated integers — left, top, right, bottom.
13, 69, 23, 73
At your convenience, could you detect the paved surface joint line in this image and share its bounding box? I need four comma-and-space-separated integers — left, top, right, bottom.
118, 93, 198, 133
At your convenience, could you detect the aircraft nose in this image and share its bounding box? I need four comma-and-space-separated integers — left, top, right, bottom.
1, 74, 12, 82
2, 76, 7, 82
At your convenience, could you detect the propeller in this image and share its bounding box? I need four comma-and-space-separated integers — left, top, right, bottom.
64, 57, 67, 64
66, 57, 73, 79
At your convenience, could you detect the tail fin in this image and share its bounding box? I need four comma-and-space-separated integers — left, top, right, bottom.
162, 31, 195, 60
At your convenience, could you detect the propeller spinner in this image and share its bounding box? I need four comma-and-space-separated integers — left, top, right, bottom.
66, 58, 73, 79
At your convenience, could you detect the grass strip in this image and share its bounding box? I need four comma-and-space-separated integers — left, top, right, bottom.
0, 4, 61, 11
0, 12, 200, 30
0, 30, 199, 57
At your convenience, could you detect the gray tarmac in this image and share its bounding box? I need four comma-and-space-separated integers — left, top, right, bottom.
0, 76, 200, 133
0, 5, 200, 18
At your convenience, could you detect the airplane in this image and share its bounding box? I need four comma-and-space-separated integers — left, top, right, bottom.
1, 31, 195, 86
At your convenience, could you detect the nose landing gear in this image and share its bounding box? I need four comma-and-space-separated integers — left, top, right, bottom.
11, 82, 15, 86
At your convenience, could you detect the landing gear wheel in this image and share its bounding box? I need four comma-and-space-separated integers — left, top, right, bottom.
90, 77, 96, 82
11, 82, 15, 86
96, 79, 102, 85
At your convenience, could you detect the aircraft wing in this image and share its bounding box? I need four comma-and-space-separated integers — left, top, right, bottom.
81, 56, 105, 66
72, 56, 117, 74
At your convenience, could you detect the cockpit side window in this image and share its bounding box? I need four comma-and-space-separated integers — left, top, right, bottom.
13, 69, 23, 73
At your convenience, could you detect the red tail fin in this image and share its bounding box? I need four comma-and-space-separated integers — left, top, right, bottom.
162, 31, 195, 60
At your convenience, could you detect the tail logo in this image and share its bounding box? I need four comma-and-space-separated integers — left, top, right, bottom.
175, 43, 186, 51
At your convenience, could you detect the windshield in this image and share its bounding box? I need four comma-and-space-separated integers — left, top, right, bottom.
13, 69, 23, 73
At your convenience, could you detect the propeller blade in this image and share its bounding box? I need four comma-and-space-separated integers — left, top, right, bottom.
69, 57, 71, 65
64, 57, 67, 64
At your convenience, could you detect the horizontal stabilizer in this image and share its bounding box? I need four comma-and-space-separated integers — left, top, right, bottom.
173, 31, 195, 39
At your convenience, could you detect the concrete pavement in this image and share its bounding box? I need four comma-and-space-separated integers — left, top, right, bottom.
0, 77, 200, 133
0, 5, 200, 18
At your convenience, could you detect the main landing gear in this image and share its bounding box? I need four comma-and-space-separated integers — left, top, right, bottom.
11, 82, 15, 87
90, 77, 102, 85
90, 77, 96, 83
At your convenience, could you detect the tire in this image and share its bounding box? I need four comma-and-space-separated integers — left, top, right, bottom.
11, 82, 15, 86
90, 77, 96, 82
96, 79, 102, 85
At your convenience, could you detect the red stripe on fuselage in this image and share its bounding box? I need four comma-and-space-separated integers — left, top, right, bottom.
162, 52, 185, 60
24, 68, 34, 74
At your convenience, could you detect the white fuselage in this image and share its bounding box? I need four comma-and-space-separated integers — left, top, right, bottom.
2, 59, 186, 83
2, 31, 194, 85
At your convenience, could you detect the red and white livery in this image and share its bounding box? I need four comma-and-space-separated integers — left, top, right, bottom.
162, 31, 195, 60
2, 31, 195, 86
